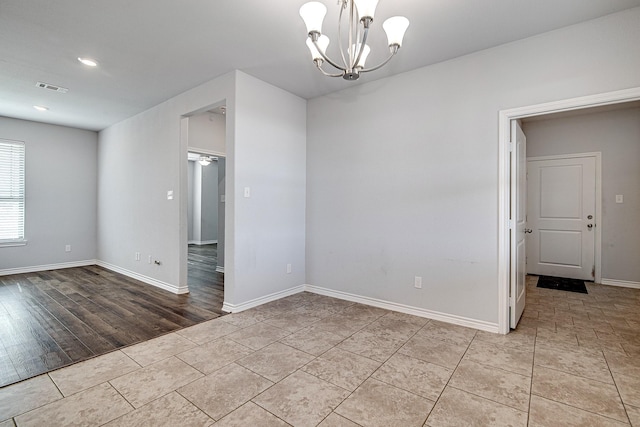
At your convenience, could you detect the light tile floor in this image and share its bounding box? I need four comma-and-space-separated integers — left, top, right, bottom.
1, 276, 639, 426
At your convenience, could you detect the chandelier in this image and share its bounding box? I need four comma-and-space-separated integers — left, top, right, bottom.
299, 0, 409, 81
198, 156, 217, 166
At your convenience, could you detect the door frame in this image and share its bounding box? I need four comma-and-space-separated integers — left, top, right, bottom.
498, 86, 640, 334
526, 152, 602, 282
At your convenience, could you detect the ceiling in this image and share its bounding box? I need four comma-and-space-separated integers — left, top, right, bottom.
1, 0, 639, 131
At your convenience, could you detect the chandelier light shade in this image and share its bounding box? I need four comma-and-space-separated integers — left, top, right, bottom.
353, 0, 379, 20
383, 16, 410, 47
299, 0, 409, 81
300, 2, 327, 34
306, 35, 330, 61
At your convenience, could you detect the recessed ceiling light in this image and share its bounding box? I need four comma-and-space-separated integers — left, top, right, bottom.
33, 105, 49, 111
77, 57, 98, 67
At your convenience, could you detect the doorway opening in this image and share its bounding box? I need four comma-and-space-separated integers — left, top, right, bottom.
187, 151, 226, 294
498, 87, 640, 333
180, 103, 227, 310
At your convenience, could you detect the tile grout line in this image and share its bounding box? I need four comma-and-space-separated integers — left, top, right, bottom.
421, 329, 480, 426
602, 347, 634, 426
527, 331, 537, 426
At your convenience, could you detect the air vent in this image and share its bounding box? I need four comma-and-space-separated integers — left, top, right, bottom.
35, 82, 69, 93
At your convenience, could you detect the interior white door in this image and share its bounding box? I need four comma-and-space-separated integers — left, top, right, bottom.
510, 120, 526, 328
527, 155, 596, 281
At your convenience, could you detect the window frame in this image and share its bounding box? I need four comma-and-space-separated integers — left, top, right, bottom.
0, 138, 27, 247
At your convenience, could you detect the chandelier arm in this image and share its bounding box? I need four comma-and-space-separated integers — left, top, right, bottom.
315, 63, 345, 78
352, 27, 369, 70
312, 38, 346, 71
352, 6, 362, 69
360, 48, 398, 73
348, 0, 355, 69
360, 54, 394, 73
337, 1, 348, 69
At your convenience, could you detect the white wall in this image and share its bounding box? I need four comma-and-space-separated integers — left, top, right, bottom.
524, 106, 640, 283
230, 72, 307, 305
188, 112, 226, 154
98, 70, 306, 306
305, 8, 640, 326
0, 116, 97, 272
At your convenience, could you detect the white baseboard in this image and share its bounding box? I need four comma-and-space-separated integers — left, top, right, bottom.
96, 260, 189, 295
188, 240, 218, 246
221, 281, 499, 333
216, 266, 224, 273
222, 284, 306, 313
601, 278, 640, 289
304, 284, 500, 334
0, 260, 97, 276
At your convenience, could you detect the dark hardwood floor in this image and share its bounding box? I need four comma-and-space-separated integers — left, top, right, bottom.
0, 245, 224, 388
187, 243, 223, 291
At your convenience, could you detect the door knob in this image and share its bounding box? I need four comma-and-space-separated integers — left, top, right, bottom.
587, 224, 593, 229
524, 228, 532, 234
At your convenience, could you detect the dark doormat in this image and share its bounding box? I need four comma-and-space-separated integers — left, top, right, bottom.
536, 275, 588, 294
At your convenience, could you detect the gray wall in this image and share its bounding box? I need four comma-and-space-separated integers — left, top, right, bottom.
187, 160, 194, 241
524, 107, 640, 283
0, 116, 97, 271
201, 161, 219, 242
188, 160, 219, 244
217, 157, 226, 270
187, 160, 219, 244
305, 8, 640, 325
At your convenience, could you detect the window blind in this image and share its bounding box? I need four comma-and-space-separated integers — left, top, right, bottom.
0, 139, 25, 243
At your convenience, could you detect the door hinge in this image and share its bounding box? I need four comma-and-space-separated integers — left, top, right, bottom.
508, 219, 514, 229
508, 142, 514, 152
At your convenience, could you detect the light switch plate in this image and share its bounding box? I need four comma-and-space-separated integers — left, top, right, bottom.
616, 194, 623, 204
167, 190, 174, 200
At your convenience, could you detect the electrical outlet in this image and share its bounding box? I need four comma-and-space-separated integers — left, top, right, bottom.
414, 276, 422, 289
148, 255, 152, 264
286, 263, 292, 274
65, 244, 71, 252
135, 252, 140, 261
